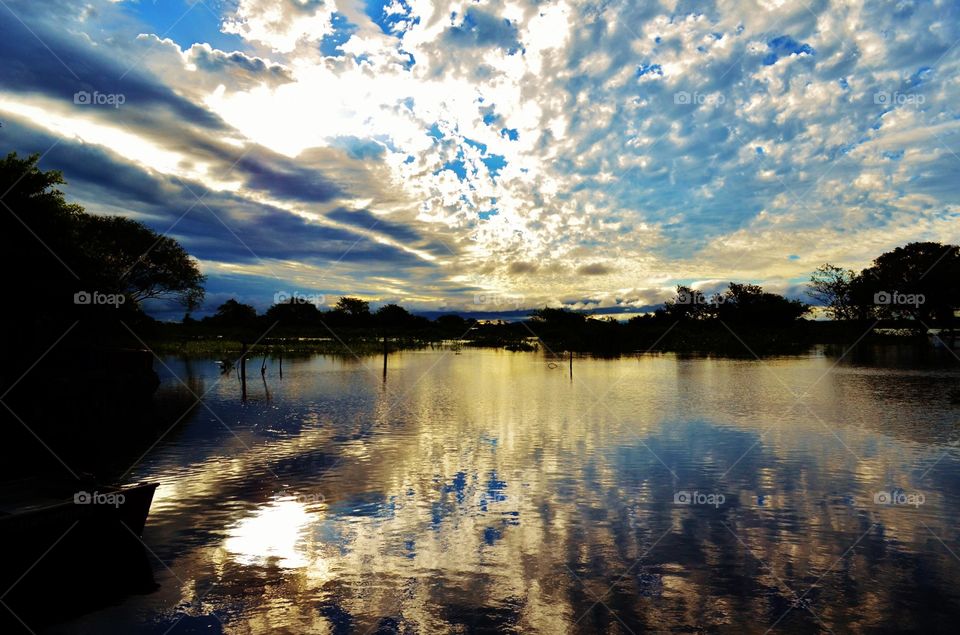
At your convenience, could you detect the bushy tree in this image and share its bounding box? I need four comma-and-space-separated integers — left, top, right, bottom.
78, 214, 205, 310
375, 303, 413, 328
335, 296, 370, 317
856, 242, 960, 323
207, 299, 258, 327
808, 264, 857, 320
0, 152, 205, 313
660, 285, 712, 320
264, 299, 320, 326
717, 283, 809, 324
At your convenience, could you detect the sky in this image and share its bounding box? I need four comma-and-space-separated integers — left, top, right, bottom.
0, 0, 958, 319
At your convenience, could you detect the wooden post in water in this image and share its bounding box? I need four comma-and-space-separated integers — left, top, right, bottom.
240, 341, 248, 401
279, 350, 283, 379
382, 336, 388, 383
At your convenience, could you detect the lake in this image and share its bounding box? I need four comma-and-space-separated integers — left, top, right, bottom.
54, 345, 960, 633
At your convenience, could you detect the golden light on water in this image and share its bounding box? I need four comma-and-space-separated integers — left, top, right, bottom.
223, 499, 315, 568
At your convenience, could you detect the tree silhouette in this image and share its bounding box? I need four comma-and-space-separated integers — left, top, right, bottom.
335, 296, 370, 316
207, 299, 258, 327
265, 299, 320, 326
0, 152, 205, 315
857, 242, 960, 323
78, 214, 205, 311
374, 303, 414, 329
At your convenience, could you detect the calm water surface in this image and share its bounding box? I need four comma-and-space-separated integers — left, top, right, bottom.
56, 346, 960, 633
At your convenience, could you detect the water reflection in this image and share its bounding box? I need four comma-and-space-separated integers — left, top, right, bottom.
53, 347, 960, 634
223, 499, 315, 568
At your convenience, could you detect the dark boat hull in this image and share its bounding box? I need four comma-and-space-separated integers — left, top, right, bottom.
0, 482, 160, 632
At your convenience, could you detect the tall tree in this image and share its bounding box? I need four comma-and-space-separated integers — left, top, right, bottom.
808, 264, 857, 320
335, 296, 370, 317
208, 299, 258, 326
77, 214, 205, 310
0, 152, 205, 313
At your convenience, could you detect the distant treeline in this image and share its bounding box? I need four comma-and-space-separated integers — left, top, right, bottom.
172, 238, 959, 356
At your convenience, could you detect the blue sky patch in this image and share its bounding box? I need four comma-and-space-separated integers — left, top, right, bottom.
763, 35, 815, 65
320, 13, 358, 57
121, 0, 244, 51
637, 62, 663, 78
482, 154, 507, 176
365, 0, 418, 36
438, 159, 467, 179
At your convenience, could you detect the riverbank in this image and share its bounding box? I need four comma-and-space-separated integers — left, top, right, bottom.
145, 319, 952, 358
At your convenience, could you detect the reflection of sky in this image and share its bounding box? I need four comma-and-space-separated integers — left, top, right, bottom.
61, 348, 960, 633
223, 499, 314, 568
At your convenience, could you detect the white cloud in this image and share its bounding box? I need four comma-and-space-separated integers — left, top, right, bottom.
222, 0, 337, 53
2, 0, 959, 311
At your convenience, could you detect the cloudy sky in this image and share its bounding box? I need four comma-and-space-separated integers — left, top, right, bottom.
1, 0, 958, 318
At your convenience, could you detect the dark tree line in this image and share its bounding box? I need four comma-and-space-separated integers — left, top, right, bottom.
657, 282, 810, 324
202, 296, 435, 333
197, 240, 959, 354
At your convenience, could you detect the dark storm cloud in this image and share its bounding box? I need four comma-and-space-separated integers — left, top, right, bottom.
233, 153, 342, 204
0, 119, 425, 269
576, 263, 612, 276
325, 207, 421, 243
0, 11, 226, 131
